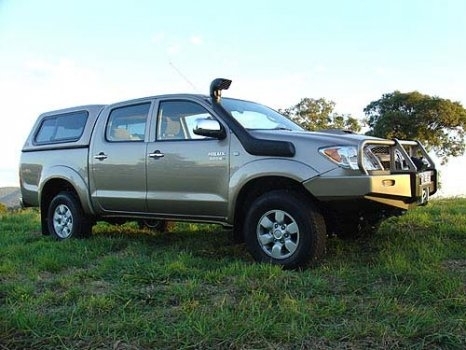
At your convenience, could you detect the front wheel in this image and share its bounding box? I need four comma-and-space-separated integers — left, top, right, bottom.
244, 190, 326, 269
47, 192, 92, 240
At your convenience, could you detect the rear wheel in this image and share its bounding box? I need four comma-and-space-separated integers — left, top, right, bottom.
244, 190, 326, 269
137, 219, 169, 232
47, 192, 92, 240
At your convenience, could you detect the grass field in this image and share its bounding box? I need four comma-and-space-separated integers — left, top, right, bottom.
0, 199, 465, 349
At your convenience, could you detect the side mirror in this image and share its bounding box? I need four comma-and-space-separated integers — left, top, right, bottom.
193, 119, 226, 139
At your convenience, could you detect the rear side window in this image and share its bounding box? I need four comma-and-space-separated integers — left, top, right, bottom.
34, 111, 88, 144
106, 103, 150, 142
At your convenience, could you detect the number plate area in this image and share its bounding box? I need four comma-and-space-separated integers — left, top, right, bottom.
419, 171, 432, 185
417, 171, 434, 205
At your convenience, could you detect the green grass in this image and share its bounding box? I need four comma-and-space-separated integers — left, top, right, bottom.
0, 200, 465, 349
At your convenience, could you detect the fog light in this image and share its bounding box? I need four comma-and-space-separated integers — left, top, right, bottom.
382, 179, 395, 187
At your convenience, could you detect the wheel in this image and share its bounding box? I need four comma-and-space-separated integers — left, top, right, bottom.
137, 219, 169, 232
244, 190, 326, 269
47, 192, 92, 240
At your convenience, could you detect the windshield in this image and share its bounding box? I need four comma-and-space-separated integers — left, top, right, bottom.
220, 98, 303, 131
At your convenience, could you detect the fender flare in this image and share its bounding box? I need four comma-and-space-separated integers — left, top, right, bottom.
227, 158, 320, 221
39, 165, 95, 216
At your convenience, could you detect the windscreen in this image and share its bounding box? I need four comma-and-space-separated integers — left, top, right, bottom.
220, 98, 303, 131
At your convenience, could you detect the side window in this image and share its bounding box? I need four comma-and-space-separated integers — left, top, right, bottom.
157, 100, 214, 140
34, 111, 88, 144
106, 103, 150, 142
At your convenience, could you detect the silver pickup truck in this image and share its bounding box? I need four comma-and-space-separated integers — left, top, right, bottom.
19, 78, 437, 268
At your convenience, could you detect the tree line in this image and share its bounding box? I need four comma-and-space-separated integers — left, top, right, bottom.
280, 91, 466, 164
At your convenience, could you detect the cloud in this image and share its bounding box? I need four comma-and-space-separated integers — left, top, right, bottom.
24, 58, 97, 85
151, 32, 165, 44
0, 57, 122, 187
166, 34, 203, 55
167, 44, 182, 55
190, 35, 203, 45
151, 33, 204, 56
313, 64, 326, 73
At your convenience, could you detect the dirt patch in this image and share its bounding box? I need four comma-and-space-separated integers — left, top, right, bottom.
442, 259, 466, 273
442, 259, 466, 291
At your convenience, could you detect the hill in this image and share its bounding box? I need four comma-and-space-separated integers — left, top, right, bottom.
0, 187, 21, 208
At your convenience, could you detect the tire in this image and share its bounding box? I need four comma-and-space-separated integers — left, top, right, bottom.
244, 190, 326, 269
47, 192, 92, 240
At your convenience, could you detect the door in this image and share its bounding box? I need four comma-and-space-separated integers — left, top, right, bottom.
90, 102, 151, 213
146, 99, 230, 219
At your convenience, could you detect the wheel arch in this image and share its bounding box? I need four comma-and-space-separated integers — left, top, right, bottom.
39, 167, 94, 234
39, 166, 94, 215
232, 175, 321, 241
228, 158, 320, 223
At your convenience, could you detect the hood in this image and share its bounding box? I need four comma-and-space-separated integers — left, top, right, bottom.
249, 129, 384, 146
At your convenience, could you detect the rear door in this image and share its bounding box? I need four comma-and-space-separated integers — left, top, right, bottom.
145, 98, 230, 219
90, 101, 152, 213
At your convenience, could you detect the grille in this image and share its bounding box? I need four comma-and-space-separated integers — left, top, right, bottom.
369, 146, 390, 170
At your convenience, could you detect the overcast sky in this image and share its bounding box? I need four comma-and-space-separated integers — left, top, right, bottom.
1, 0, 465, 196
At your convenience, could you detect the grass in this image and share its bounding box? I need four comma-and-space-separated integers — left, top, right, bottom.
0, 199, 465, 349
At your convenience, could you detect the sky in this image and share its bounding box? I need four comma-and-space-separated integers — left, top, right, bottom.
0, 0, 465, 197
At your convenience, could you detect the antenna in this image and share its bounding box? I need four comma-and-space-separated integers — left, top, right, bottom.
169, 61, 199, 92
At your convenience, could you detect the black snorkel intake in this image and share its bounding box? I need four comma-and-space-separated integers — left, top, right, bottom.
210, 78, 232, 102
209, 78, 295, 158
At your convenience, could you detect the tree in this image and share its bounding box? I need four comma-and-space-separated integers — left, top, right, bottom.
364, 91, 466, 164
281, 97, 362, 133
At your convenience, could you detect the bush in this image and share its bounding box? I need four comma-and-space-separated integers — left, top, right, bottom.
0, 203, 8, 214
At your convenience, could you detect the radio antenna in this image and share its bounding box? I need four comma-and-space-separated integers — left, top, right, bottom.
169, 61, 199, 92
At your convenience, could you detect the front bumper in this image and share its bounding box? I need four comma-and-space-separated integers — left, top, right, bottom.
304, 170, 437, 210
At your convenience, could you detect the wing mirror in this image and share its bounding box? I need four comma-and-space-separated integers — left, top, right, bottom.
193, 118, 226, 139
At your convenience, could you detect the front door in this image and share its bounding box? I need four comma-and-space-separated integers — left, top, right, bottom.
146, 99, 230, 219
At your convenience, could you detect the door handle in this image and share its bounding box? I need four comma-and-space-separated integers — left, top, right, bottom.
94, 152, 108, 160
148, 150, 164, 159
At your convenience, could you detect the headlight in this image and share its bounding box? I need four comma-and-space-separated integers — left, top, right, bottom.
319, 146, 382, 171
320, 146, 359, 170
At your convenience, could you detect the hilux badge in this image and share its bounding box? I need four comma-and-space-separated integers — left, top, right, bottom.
208, 151, 226, 161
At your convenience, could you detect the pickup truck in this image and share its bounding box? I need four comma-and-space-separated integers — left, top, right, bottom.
19, 78, 437, 268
